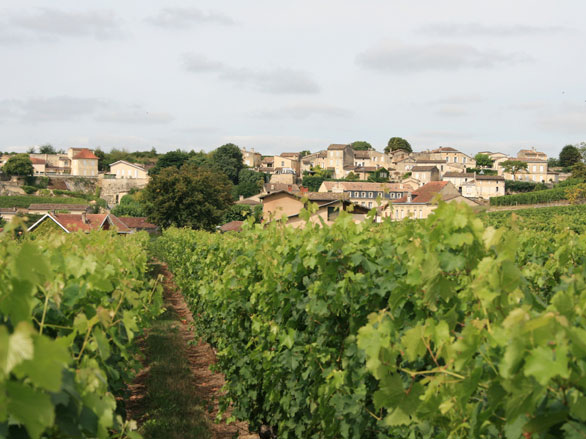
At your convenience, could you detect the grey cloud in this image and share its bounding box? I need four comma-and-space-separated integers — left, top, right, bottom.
1, 8, 123, 43
420, 22, 567, 38
356, 40, 529, 73
1, 96, 106, 123
257, 103, 352, 120
183, 53, 320, 94
96, 110, 174, 125
539, 105, 586, 134
1, 96, 173, 125
183, 53, 226, 72
146, 8, 235, 29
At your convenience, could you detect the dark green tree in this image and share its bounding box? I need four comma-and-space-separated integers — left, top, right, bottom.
345, 172, 359, 181
143, 164, 232, 230
299, 150, 311, 158
559, 145, 582, 168
350, 141, 373, 151
39, 144, 57, 154
234, 168, 265, 198
548, 157, 560, 168
2, 154, 34, 176
149, 149, 190, 175
384, 137, 412, 154
474, 153, 494, 168
26, 146, 36, 154
211, 143, 243, 185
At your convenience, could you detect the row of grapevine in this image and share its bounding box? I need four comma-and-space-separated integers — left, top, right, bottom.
156, 202, 586, 438
483, 204, 586, 233
490, 185, 570, 206
0, 226, 163, 438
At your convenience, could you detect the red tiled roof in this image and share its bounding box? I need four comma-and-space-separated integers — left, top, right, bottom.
355, 166, 378, 172
394, 181, 450, 204
118, 216, 157, 229
108, 215, 132, 233
30, 158, 46, 165
54, 214, 107, 232
219, 221, 244, 232
72, 149, 98, 160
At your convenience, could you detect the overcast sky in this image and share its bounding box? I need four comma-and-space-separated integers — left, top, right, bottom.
1, 1, 585, 157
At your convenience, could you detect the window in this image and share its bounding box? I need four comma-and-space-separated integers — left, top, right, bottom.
533, 165, 537, 172
454, 157, 457, 163
390, 193, 395, 199
327, 206, 339, 221
540, 165, 544, 172
463, 157, 467, 163
361, 192, 366, 198
369, 192, 373, 198
354, 191, 359, 197
368, 202, 372, 208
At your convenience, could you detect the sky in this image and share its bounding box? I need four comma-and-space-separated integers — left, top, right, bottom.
1, 0, 585, 157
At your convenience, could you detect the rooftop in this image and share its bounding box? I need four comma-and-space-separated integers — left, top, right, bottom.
394, 181, 450, 204
327, 144, 349, 151
72, 149, 98, 160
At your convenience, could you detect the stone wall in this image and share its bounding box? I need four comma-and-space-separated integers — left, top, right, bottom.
100, 178, 149, 206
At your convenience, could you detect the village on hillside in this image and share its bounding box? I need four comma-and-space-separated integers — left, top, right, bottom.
0, 141, 575, 232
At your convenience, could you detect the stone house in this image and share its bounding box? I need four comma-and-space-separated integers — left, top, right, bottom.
326, 144, 354, 179
260, 191, 368, 228
383, 181, 477, 221
318, 181, 414, 209
411, 166, 440, 185
109, 160, 149, 179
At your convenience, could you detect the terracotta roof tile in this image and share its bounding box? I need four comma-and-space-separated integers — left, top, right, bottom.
394, 181, 450, 204
219, 221, 244, 232
118, 216, 157, 229
72, 149, 98, 160
30, 158, 46, 165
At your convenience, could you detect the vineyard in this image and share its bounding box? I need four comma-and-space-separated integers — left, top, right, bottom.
156, 202, 586, 439
0, 228, 163, 438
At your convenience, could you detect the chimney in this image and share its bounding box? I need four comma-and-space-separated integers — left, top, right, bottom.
300, 186, 308, 194
81, 212, 88, 224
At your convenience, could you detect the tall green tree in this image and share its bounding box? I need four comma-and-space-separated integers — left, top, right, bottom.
39, 144, 57, 154
384, 137, 412, 154
474, 153, 494, 168
234, 168, 265, 198
143, 164, 232, 230
149, 149, 190, 175
501, 160, 528, 176
559, 144, 582, 168
350, 141, 373, 151
211, 143, 243, 185
2, 154, 34, 176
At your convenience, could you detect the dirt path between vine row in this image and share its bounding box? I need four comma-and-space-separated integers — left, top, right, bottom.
127, 263, 258, 439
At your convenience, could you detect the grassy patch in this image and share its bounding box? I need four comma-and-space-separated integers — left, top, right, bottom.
0, 195, 89, 207
140, 310, 210, 439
